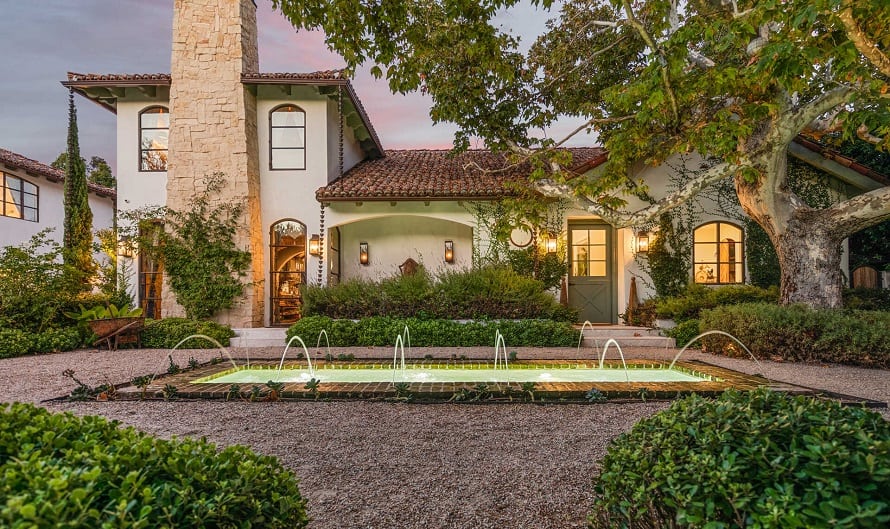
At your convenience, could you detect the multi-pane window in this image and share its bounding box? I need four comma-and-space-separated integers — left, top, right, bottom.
693, 222, 744, 284
270, 105, 306, 170
138, 222, 164, 320
139, 106, 169, 171
570, 227, 608, 277
1, 173, 38, 221
270, 220, 306, 325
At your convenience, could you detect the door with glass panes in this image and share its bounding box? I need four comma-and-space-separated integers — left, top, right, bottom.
568, 222, 615, 323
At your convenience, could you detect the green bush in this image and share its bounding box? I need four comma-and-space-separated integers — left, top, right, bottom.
844, 288, 890, 311
656, 283, 779, 321
287, 316, 577, 347
0, 329, 31, 359
0, 403, 308, 528
591, 389, 890, 528
699, 303, 890, 367
302, 265, 576, 321
0, 327, 85, 359
140, 318, 235, 348
664, 319, 701, 348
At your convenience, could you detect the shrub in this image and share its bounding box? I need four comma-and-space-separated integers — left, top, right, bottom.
590, 389, 890, 528
844, 288, 890, 311
656, 283, 779, 321
140, 318, 235, 348
664, 319, 700, 348
0, 329, 31, 359
0, 327, 85, 359
0, 403, 308, 528
287, 317, 577, 347
302, 265, 576, 321
699, 303, 890, 367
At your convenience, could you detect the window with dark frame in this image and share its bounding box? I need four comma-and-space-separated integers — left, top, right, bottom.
1, 173, 38, 222
693, 221, 744, 284
139, 106, 169, 172
138, 222, 164, 320
270, 105, 306, 170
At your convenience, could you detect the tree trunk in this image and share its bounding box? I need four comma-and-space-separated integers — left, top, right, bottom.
774, 216, 845, 308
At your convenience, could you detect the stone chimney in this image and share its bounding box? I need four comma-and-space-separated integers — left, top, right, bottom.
166, 0, 264, 327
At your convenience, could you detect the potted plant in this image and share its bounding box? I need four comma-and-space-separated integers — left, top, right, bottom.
66, 303, 145, 348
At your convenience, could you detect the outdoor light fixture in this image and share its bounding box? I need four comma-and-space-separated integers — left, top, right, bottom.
545, 233, 558, 254
444, 240, 454, 263
308, 234, 320, 256
636, 232, 650, 253
359, 242, 369, 265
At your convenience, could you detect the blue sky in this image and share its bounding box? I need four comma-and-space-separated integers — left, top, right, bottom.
0, 0, 585, 173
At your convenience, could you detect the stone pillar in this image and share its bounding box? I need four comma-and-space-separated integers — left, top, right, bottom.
166, 0, 264, 327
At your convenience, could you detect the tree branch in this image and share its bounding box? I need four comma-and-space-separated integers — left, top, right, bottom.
784, 86, 856, 144
536, 161, 739, 228
839, 0, 890, 78
824, 185, 890, 237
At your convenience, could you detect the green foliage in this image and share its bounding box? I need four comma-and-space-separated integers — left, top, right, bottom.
62, 91, 95, 288
850, 220, 890, 271
663, 319, 701, 348
844, 288, 890, 311
123, 173, 251, 320
0, 230, 81, 333
656, 283, 779, 321
65, 303, 143, 323
585, 388, 607, 403
700, 303, 890, 368
287, 316, 576, 347
139, 318, 235, 349
745, 220, 781, 288
622, 298, 657, 327
0, 328, 84, 359
52, 153, 116, 188
303, 265, 575, 321
506, 246, 568, 290
591, 388, 890, 528
646, 213, 690, 298
0, 403, 308, 528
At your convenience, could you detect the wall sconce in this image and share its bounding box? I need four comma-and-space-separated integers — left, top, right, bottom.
636, 232, 650, 253
444, 240, 454, 263
118, 236, 134, 259
308, 234, 320, 256
544, 233, 557, 254
359, 242, 369, 265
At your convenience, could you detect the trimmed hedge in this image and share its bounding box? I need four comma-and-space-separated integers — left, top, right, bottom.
0, 403, 308, 528
699, 303, 890, 368
140, 318, 236, 348
303, 266, 576, 321
656, 283, 779, 321
0, 327, 83, 359
287, 316, 577, 347
844, 288, 890, 311
591, 389, 890, 528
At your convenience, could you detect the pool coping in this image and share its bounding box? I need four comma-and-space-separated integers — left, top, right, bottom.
111, 358, 772, 402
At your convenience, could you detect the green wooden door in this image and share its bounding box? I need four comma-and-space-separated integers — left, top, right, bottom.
567, 222, 615, 323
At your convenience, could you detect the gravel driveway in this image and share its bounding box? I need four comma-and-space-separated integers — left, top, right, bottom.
2, 346, 886, 528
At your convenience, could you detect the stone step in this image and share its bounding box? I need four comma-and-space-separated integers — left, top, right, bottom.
230, 327, 288, 348
579, 335, 675, 348
574, 325, 663, 338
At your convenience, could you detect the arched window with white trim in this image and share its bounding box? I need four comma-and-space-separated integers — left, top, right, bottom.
139, 106, 169, 172
693, 222, 744, 284
270, 105, 306, 170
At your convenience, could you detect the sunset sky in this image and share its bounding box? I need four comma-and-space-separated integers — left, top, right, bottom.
0, 0, 587, 173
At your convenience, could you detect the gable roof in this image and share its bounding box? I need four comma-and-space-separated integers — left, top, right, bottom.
63, 69, 384, 158
0, 148, 116, 199
317, 147, 607, 202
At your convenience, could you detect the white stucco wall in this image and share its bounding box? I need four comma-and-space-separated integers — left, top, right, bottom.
326, 97, 367, 180
116, 101, 168, 214
0, 169, 115, 255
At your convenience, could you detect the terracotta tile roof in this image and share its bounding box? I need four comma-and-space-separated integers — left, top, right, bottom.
317, 147, 607, 201
0, 148, 116, 199
241, 70, 347, 81
793, 136, 890, 186
65, 72, 171, 84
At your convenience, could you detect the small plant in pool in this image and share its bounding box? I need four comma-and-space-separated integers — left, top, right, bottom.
521, 381, 537, 402
167, 355, 181, 375
161, 384, 178, 401
585, 388, 607, 403
248, 385, 263, 402
210, 355, 222, 365
63, 369, 111, 401
226, 383, 241, 401
637, 387, 651, 402
393, 382, 413, 401
304, 378, 320, 399
265, 380, 285, 401
187, 356, 199, 370
509, 350, 518, 361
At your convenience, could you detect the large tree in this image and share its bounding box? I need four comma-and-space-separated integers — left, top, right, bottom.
273, 0, 890, 308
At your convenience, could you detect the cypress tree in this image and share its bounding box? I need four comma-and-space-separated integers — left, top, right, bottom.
63, 89, 95, 286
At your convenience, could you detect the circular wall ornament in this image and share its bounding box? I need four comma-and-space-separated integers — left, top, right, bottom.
509, 226, 534, 248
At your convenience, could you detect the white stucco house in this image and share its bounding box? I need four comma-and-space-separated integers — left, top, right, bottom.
0, 148, 116, 252
63, 0, 886, 329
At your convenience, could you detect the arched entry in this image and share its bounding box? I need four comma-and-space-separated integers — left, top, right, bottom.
270, 219, 306, 326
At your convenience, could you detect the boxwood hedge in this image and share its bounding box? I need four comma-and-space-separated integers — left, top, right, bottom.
0, 403, 308, 528
591, 389, 890, 528
287, 316, 577, 347
140, 318, 236, 349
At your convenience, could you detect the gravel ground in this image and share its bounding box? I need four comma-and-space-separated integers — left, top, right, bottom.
1, 346, 887, 528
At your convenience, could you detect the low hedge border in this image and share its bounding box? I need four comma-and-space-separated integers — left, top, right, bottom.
140, 318, 235, 349
287, 316, 577, 347
0, 328, 83, 359
591, 388, 890, 528
0, 403, 308, 528
699, 303, 890, 368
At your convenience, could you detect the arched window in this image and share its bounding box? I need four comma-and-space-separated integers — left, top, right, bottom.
1, 173, 38, 221
693, 222, 744, 284
270, 219, 307, 325
139, 106, 169, 171
270, 105, 306, 170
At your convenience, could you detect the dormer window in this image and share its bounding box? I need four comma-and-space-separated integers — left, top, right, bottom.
270, 105, 306, 170
2, 173, 38, 222
140, 106, 169, 171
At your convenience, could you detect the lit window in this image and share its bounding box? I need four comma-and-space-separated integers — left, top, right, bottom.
270, 105, 306, 170
1, 173, 38, 222
140, 106, 169, 171
693, 222, 744, 284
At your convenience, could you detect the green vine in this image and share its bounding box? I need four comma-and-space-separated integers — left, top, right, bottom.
122, 173, 251, 319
